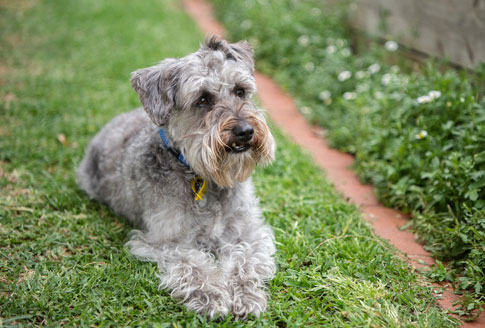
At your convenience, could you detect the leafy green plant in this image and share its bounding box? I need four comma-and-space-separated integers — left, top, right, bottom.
211, 0, 485, 314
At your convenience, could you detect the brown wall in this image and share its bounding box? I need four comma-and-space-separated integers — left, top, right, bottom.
347, 0, 485, 69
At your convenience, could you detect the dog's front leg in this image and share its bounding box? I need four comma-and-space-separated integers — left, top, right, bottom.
219, 224, 276, 318
126, 231, 232, 318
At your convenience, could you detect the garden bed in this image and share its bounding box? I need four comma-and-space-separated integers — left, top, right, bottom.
211, 0, 485, 316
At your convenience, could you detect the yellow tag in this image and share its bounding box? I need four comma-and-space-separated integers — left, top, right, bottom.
191, 176, 207, 201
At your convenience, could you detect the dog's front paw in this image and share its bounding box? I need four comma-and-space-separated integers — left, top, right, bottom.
185, 289, 232, 319
231, 282, 268, 319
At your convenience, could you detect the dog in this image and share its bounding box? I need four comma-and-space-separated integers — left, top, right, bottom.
76, 36, 276, 319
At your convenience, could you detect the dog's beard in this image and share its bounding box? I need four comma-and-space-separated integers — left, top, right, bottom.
183, 112, 274, 188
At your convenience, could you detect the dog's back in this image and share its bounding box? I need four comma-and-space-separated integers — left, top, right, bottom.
76, 108, 148, 217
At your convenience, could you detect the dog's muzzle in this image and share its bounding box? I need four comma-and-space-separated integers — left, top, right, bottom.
230, 122, 254, 153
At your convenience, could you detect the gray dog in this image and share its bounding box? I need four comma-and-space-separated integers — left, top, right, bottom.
76, 37, 276, 319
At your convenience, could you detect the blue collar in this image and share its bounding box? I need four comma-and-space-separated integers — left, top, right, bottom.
158, 128, 191, 169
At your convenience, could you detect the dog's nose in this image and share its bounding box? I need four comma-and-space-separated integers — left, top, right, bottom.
232, 122, 254, 142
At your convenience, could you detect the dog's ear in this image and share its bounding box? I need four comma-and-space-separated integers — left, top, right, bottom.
229, 41, 255, 74
130, 59, 179, 126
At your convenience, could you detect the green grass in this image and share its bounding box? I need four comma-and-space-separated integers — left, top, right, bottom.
211, 0, 485, 314
0, 0, 457, 326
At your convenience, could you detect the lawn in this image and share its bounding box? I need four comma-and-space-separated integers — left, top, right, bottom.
211, 0, 485, 314
0, 0, 457, 326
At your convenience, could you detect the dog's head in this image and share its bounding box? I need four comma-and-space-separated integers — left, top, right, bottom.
130, 36, 275, 188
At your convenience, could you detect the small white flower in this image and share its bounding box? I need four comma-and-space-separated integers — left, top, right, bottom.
356, 83, 369, 93
375, 91, 384, 99
336, 39, 345, 47
343, 92, 357, 100
304, 62, 315, 71
384, 40, 399, 52
326, 45, 337, 54
249, 37, 260, 48
391, 65, 400, 73
341, 48, 351, 57
417, 90, 440, 104
338, 70, 352, 82
368, 63, 381, 74
390, 92, 403, 101
301, 106, 312, 115
240, 20, 252, 30
428, 90, 441, 99
298, 35, 310, 47
417, 95, 432, 104
415, 130, 428, 139
311, 7, 321, 16
319, 90, 331, 100
460, 97, 465, 103
381, 73, 392, 86
355, 71, 366, 79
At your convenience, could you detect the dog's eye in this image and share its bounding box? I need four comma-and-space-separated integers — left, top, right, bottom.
235, 88, 246, 98
197, 96, 207, 105
196, 93, 211, 109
